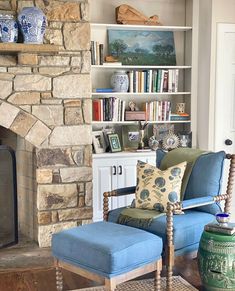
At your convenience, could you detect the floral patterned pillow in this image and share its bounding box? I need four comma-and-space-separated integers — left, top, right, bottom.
135, 160, 187, 212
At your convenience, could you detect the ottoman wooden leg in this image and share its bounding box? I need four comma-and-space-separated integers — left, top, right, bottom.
105, 278, 116, 291
154, 259, 162, 291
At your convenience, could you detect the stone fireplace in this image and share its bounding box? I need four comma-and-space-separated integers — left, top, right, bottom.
0, 0, 92, 247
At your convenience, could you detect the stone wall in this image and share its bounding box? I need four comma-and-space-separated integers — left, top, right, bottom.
0, 0, 92, 247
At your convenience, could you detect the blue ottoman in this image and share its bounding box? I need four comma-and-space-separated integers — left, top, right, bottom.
52, 221, 163, 291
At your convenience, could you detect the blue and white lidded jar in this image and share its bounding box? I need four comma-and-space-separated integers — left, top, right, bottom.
18, 7, 47, 44
110, 71, 129, 92
0, 14, 18, 43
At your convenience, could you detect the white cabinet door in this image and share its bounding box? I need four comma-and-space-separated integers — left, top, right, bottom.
93, 159, 117, 222
113, 158, 137, 209
92, 153, 156, 222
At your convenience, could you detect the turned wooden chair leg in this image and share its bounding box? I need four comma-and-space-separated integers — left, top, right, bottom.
55, 265, 63, 291
154, 259, 162, 291
166, 203, 175, 291
166, 265, 173, 291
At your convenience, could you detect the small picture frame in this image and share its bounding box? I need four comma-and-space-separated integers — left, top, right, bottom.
162, 133, 180, 150
92, 131, 106, 154
153, 124, 174, 141
107, 133, 122, 153
178, 131, 192, 148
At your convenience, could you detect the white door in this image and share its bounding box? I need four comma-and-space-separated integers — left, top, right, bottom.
92, 159, 117, 222
215, 23, 235, 220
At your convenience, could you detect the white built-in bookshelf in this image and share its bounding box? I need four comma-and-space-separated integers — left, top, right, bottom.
90, 0, 198, 144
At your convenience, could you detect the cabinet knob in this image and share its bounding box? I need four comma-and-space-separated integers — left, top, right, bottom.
225, 139, 233, 146
118, 165, 122, 175
112, 166, 117, 175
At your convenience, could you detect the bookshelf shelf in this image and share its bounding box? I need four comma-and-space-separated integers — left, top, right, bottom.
92, 92, 191, 96
92, 65, 192, 69
91, 23, 192, 32
92, 120, 191, 125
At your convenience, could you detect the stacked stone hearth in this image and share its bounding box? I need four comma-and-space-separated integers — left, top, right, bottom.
0, 0, 92, 247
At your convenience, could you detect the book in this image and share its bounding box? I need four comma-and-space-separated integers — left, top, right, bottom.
90, 41, 95, 65
170, 113, 190, 121
99, 44, 104, 65
163, 70, 169, 92
174, 69, 179, 92
157, 69, 162, 92
95, 41, 100, 65
93, 99, 101, 121
95, 88, 115, 93
205, 222, 235, 235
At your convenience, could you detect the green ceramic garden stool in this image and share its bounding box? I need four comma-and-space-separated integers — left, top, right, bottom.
198, 230, 235, 290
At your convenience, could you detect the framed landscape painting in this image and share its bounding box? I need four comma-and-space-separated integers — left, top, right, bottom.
108, 29, 176, 65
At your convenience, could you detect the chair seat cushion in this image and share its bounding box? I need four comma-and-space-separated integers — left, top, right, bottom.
52, 221, 162, 278
108, 208, 214, 251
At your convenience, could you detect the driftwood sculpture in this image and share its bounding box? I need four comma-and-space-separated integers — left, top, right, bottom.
116, 4, 161, 26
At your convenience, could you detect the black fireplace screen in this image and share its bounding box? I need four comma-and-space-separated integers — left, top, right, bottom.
0, 145, 18, 248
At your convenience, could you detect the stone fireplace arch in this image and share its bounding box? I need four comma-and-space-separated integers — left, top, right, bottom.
0, 99, 92, 247
0, 101, 51, 147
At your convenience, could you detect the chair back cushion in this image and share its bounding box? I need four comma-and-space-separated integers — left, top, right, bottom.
135, 160, 187, 212
156, 149, 226, 214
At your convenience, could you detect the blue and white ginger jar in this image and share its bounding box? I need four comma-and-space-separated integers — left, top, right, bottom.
110, 70, 129, 92
18, 7, 47, 44
0, 14, 18, 43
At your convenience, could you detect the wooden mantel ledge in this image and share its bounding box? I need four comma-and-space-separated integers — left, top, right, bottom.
0, 43, 60, 54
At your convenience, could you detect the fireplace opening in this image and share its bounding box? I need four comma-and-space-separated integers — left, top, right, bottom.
0, 145, 18, 248
0, 126, 37, 248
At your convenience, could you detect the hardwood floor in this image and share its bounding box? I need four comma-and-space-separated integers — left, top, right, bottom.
0, 257, 203, 291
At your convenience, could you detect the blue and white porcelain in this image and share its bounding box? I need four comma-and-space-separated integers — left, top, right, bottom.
18, 7, 47, 44
0, 14, 18, 43
110, 71, 129, 92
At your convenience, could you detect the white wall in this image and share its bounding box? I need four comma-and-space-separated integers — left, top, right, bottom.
197, 0, 212, 150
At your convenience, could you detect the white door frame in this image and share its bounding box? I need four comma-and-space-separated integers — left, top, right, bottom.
214, 23, 235, 151
214, 23, 235, 218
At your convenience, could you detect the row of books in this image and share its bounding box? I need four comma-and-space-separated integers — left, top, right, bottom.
146, 101, 171, 121
128, 69, 179, 93
93, 98, 190, 122
91, 41, 104, 65
93, 98, 126, 121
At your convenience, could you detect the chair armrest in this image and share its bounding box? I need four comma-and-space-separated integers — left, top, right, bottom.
103, 186, 136, 198
116, 186, 136, 196
182, 196, 214, 210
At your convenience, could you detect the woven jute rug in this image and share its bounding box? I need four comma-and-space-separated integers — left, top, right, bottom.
72, 276, 198, 291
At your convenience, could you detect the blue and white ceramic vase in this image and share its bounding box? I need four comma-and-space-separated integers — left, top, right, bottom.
0, 14, 18, 43
110, 71, 129, 92
18, 7, 47, 44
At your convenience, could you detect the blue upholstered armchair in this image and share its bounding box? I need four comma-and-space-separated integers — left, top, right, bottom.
103, 149, 235, 290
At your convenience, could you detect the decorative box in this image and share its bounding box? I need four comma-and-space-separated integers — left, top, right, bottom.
125, 111, 146, 121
